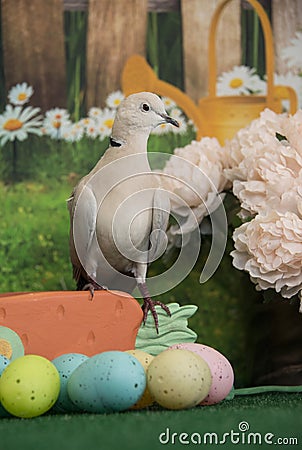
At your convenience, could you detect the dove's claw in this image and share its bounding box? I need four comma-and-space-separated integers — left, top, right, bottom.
138, 282, 170, 333
142, 297, 171, 334
82, 281, 107, 300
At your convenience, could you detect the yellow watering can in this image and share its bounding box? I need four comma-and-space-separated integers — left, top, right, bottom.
121, 54, 208, 137
122, 0, 297, 144
198, 0, 297, 144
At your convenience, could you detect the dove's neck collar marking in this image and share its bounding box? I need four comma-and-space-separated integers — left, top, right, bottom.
110, 137, 123, 147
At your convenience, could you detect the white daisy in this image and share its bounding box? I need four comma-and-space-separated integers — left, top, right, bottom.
96, 108, 116, 138
281, 32, 302, 73
274, 72, 302, 110
79, 117, 94, 130
43, 108, 71, 139
152, 122, 173, 135
106, 91, 125, 109
62, 122, 84, 143
172, 114, 188, 135
88, 107, 103, 121
187, 118, 197, 132
8, 82, 33, 105
217, 65, 266, 95
85, 122, 99, 139
0, 104, 42, 146
161, 97, 176, 111
169, 107, 183, 119
168, 107, 191, 133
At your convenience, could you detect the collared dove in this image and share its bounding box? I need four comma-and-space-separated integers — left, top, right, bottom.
68, 92, 179, 331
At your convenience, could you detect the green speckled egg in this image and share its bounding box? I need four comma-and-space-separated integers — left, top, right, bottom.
0, 355, 60, 418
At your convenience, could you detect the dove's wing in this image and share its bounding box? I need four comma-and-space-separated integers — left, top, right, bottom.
69, 182, 99, 284
149, 188, 170, 263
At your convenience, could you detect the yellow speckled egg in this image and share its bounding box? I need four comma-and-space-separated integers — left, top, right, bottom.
0, 355, 60, 418
147, 349, 212, 410
125, 350, 154, 409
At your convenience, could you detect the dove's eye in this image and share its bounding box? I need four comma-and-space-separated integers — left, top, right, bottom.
141, 103, 150, 112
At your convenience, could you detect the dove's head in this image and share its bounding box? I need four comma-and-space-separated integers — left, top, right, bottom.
111, 92, 179, 141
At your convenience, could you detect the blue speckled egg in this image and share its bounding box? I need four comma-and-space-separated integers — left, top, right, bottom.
0, 355, 11, 418
67, 351, 146, 413
0, 354, 10, 376
52, 353, 89, 412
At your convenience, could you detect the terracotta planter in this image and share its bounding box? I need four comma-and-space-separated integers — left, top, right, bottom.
0, 290, 143, 360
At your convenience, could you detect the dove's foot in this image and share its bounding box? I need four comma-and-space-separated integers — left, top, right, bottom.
142, 297, 171, 333
82, 281, 107, 300
138, 282, 171, 333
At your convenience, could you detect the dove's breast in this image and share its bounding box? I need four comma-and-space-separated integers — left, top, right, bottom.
96, 172, 157, 272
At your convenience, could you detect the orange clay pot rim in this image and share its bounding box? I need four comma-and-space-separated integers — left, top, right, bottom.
0, 290, 135, 300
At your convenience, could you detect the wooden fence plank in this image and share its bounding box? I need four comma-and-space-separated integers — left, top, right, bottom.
63, 0, 179, 12
86, 0, 148, 108
181, 0, 241, 102
1, 0, 67, 111
272, 0, 302, 74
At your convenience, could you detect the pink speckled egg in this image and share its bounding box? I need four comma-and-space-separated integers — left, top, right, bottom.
169, 343, 234, 405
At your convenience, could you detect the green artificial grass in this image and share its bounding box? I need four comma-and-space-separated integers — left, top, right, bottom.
0, 393, 301, 450
0, 180, 75, 292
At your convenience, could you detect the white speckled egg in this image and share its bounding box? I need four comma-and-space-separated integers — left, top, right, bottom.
125, 349, 154, 409
170, 343, 234, 405
67, 351, 146, 413
147, 349, 211, 410
52, 353, 89, 412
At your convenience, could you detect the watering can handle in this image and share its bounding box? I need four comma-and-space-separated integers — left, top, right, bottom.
208, 0, 275, 107
274, 85, 298, 114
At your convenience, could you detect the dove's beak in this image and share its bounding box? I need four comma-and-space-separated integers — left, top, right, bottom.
160, 113, 179, 128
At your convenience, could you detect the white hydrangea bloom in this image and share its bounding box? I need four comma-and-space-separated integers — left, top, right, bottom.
232, 210, 302, 298
161, 137, 227, 235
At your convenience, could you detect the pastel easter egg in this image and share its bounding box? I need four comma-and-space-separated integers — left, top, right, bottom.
125, 349, 154, 409
147, 349, 212, 410
170, 343, 234, 405
0, 326, 24, 360
67, 351, 146, 413
0, 355, 60, 418
0, 354, 10, 376
52, 353, 89, 412
0, 354, 11, 418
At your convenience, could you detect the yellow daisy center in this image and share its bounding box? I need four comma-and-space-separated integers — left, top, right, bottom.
113, 99, 121, 106
4, 118, 23, 131
52, 120, 61, 129
18, 92, 27, 101
104, 119, 114, 128
229, 77, 243, 89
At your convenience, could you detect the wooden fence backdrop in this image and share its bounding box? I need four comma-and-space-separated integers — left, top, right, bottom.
1, 0, 302, 111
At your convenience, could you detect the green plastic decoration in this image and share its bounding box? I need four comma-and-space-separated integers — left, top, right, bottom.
136, 303, 198, 355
